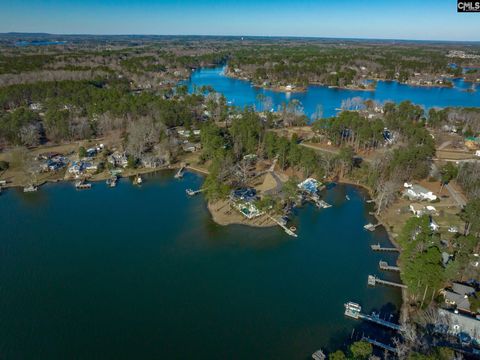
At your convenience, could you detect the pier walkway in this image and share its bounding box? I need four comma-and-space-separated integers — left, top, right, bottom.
368, 275, 407, 289
379, 260, 400, 272
370, 243, 399, 252
362, 337, 398, 354
344, 302, 404, 332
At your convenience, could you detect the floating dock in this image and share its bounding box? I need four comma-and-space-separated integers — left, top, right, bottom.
344, 302, 404, 332
379, 260, 400, 272
370, 243, 399, 252
368, 275, 407, 289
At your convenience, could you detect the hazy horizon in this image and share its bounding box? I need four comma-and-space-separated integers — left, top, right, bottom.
2, 0, 480, 42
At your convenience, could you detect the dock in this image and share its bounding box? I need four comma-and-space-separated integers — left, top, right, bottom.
311, 349, 326, 360
368, 275, 407, 289
186, 188, 203, 196
174, 166, 185, 179
379, 260, 400, 272
362, 337, 398, 354
267, 215, 298, 237
370, 243, 399, 252
364, 223, 381, 231
75, 181, 91, 190
344, 302, 404, 332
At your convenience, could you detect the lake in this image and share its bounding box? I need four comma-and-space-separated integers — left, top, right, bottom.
0, 172, 401, 359
185, 66, 480, 118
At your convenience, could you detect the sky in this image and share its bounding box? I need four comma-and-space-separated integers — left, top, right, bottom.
1, 0, 479, 41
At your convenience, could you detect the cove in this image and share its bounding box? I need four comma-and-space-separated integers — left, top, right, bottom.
185, 66, 480, 118
0, 172, 401, 359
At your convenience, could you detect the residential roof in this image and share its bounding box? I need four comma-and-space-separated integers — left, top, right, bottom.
438, 309, 480, 341
453, 283, 476, 296
444, 291, 471, 311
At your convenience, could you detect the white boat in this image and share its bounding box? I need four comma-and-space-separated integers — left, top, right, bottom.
23, 185, 38, 193
346, 195, 350, 200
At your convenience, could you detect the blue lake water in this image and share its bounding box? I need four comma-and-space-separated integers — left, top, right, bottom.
186, 66, 480, 118
0, 172, 401, 359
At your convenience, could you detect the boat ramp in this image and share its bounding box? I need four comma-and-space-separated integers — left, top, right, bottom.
368, 275, 407, 289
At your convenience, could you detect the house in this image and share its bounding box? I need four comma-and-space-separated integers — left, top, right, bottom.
140, 156, 163, 169
444, 291, 471, 312
403, 183, 437, 201
230, 188, 257, 202
232, 201, 263, 219
182, 142, 201, 153
443, 282, 476, 313
437, 309, 480, 343
298, 178, 321, 195
108, 151, 128, 168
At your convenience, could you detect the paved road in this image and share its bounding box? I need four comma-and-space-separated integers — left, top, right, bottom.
445, 183, 467, 208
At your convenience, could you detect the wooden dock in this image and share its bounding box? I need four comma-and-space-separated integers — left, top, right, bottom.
370, 243, 399, 252
186, 188, 203, 196
174, 166, 185, 179
267, 215, 298, 237
368, 275, 407, 289
379, 260, 400, 272
364, 223, 381, 231
344, 302, 403, 332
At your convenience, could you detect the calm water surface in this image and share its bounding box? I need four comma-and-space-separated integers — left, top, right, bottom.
186, 66, 480, 117
0, 172, 401, 359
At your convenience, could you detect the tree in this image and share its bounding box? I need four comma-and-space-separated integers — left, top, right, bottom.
328, 350, 346, 360
349, 340, 372, 359
78, 146, 87, 158
0, 160, 9, 171
461, 198, 480, 237
439, 162, 458, 186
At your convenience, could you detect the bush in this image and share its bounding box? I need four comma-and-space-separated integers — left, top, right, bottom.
0, 160, 9, 171
78, 146, 87, 158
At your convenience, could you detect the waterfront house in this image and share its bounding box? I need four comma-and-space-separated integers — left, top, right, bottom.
298, 178, 320, 195
403, 183, 437, 201
230, 188, 257, 203
108, 151, 128, 168
443, 283, 476, 313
